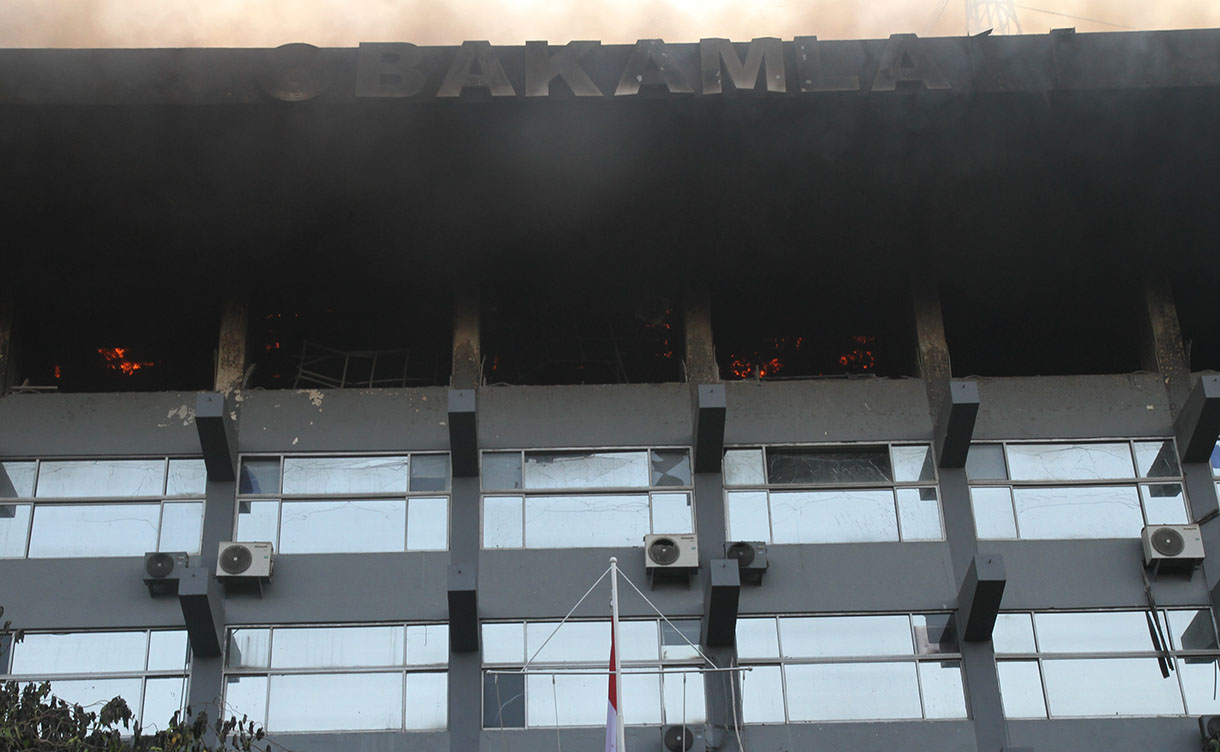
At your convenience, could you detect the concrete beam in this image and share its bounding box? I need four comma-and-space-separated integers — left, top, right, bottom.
451, 289, 480, 389
958, 553, 1007, 642
911, 272, 952, 418
1139, 275, 1190, 414
1175, 375, 1220, 463
702, 558, 740, 647
214, 298, 248, 394
448, 562, 479, 652
448, 389, 478, 477
683, 283, 717, 384
177, 566, 224, 658
693, 384, 726, 474
195, 392, 237, 481
934, 381, 980, 468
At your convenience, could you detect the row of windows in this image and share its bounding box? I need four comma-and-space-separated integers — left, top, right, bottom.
10, 610, 1217, 732
0, 440, 1215, 558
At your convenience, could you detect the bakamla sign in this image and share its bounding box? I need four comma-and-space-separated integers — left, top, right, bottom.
263, 36, 952, 101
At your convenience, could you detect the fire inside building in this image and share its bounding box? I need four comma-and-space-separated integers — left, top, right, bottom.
2, 28, 1220, 752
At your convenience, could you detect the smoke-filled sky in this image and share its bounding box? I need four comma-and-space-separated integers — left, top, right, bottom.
3, 0, 1217, 47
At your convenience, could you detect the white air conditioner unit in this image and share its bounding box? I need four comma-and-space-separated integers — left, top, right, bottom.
217, 541, 275, 579
644, 534, 699, 570
1141, 525, 1203, 570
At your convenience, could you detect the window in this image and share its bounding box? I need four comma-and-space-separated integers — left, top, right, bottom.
967, 440, 1187, 540
481, 449, 693, 549
224, 623, 448, 732
994, 609, 1220, 717
724, 444, 942, 543
0, 458, 206, 558
1210, 441, 1220, 502
736, 614, 966, 722
1, 629, 190, 729
235, 454, 449, 553
482, 619, 704, 728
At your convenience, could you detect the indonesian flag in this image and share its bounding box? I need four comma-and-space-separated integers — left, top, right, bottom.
605, 625, 618, 752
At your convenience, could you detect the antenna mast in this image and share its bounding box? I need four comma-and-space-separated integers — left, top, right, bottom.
965, 0, 1022, 35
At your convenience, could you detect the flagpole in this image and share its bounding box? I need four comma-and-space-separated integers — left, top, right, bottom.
610, 556, 626, 752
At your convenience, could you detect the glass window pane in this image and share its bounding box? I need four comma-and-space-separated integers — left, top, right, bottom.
282, 456, 409, 495
1212, 443, 1220, 478
918, 661, 967, 718
526, 672, 604, 726
482, 496, 523, 549
770, 490, 898, 544
1134, 440, 1181, 478
524, 451, 650, 490
1141, 484, 1189, 525
12, 631, 148, 674
407, 497, 448, 551
619, 621, 660, 662
1179, 657, 1220, 715
270, 626, 404, 669
526, 622, 608, 664
965, 444, 1007, 480
405, 672, 447, 730
405, 625, 449, 666
227, 629, 270, 668
235, 501, 279, 546
142, 677, 186, 730
785, 662, 921, 720
278, 499, 405, 554
482, 623, 525, 664
651, 493, 692, 534
896, 488, 942, 540
225, 676, 268, 726
736, 618, 780, 660
971, 487, 1017, 539
166, 459, 207, 497
147, 631, 189, 671
1006, 443, 1134, 481
766, 447, 891, 485
740, 664, 785, 723
913, 614, 958, 655
44, 677, 143, 716
1, 462, 37, 498
0, 504, 30, 557
239, 458, 280, 495
661, 620, 701, 661
726, 491, 770, 543
28, 504, 160, 557
1167, 610, 1218, 652
662, 669, 706, 725
523, 495, 649, 548
36, 459, 165, 498
992, 614, 1037, 654
1034, 612, 1156, 653
891, 445, 936, 483
996, 660, 1046, 718
410, 455, 450, 492
482, 453, 523, 491
268, 672, 403, 731
158, 502, 203, 554
779, 615, 913, 658
1042, 658, 1184, 716
723, 449, 765, 486
484, 672, 525, 728
622, 671, 662, 725
1012, 486, 1143, 539
651, 450, 691, 487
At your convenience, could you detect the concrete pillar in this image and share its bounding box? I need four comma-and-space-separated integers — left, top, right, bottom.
448, 474, 482, 752
214, 298, 248, 394
683, 284, 718, 384
0, 300, 13, 394
910, 272, 952, 417
1139, 275, 1191, 415
451, 289, 480, 390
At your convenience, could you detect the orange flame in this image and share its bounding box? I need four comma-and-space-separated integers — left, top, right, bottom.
53, 364, 62, 380
97, 347, 155, 375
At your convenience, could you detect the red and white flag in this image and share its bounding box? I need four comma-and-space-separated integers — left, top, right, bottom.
605, 625, 618, 752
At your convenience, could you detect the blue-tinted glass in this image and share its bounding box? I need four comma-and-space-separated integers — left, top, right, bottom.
239, 458, 281, 495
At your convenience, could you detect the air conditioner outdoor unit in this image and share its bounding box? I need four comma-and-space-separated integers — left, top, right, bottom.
644, 534, 699, 570
663, 724, 696, 752
1141, 524, 1203, 572
217, 541, 275, 579
725, 541, 768, 582
143, 551, 189, 595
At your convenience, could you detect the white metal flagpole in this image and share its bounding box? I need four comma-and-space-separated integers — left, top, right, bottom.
610, 556, 627, 752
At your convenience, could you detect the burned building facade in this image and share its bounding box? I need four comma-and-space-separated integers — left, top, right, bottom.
2, 28, 1220, 752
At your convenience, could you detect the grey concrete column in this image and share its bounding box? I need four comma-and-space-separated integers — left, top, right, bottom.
186, 474, 239, 731
1138, 275, 1191, 415
684, 284, 717, 385
695, 470, 740, 750
0, 300, 14, 394
451, 290, 480, 390
215, 298, 249, 394
910, 272, 952, 417
449, 475, 481, 752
